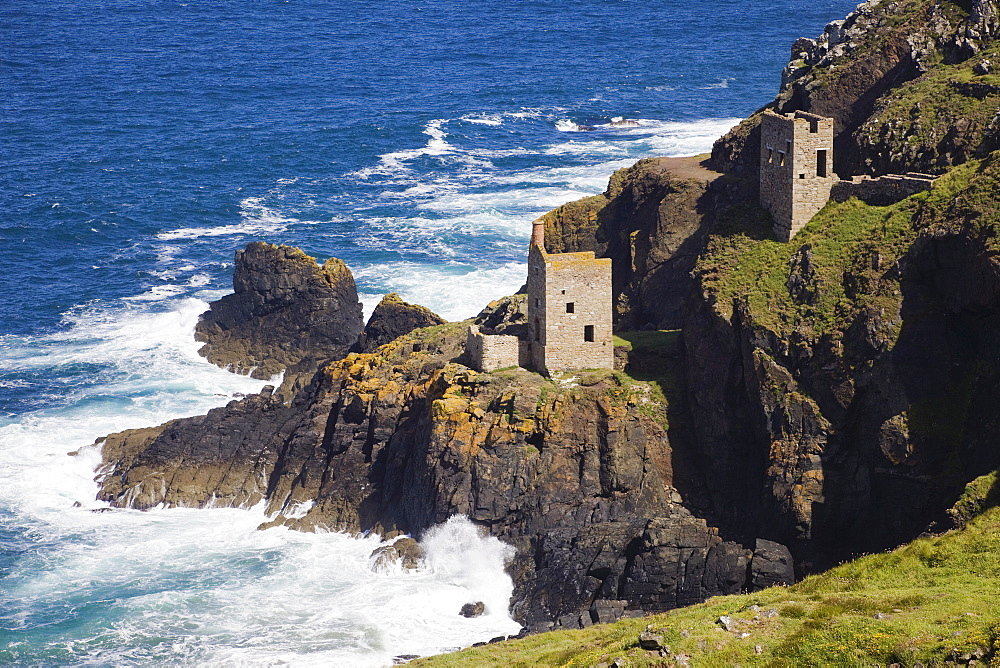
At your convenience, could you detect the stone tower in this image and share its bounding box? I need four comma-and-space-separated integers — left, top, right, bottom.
527, 221, 614, 375
759, 110, 837, 242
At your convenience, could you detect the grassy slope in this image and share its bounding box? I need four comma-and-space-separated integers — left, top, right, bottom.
857, 43, 1000, 167
415, 475, 1000, 667
697, 155, 995, 338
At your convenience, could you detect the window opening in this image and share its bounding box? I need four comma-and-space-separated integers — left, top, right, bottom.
584, 325, 595, 342
566, 302, 575, 314
533, 320, 540, 342
816, 149, 828, 178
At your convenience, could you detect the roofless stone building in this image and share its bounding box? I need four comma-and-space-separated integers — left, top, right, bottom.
526, 220, 613, 374
467, 220, 613, 375
760, 109, 937, 241
759, 110, 837, 242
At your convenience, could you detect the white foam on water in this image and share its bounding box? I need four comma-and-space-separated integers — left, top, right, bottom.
700, 77, 735, 89
356, 260, 527, 323
157, 196, 326, 241
461, 114, 504, 126
0, 298, 268, 517
555, 118, 583, 132
122, 284, 187, 301
1, 501, 521, 666
342, 114, 740, 320
354, 119, 457, 180
544, 138, 626, 157
0, 293, 521, 665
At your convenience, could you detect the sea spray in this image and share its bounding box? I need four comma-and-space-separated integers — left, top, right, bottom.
418, 515, 518, 620
0, 506, 523, 666
0, 293, 522, 664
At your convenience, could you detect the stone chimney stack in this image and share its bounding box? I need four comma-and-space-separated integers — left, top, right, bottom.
530, 220, 545, 250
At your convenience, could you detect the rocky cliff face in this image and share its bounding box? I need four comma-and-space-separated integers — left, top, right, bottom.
712, 0, 1000, 179
527, 122, 1000, 578
194, 242, 364, 386
538, 156, 753, 330
685, 156, 1000, 569
96, 315, 792, 628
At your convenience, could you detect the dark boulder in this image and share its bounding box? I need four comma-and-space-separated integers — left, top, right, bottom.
750, 539, 795, 591
589, 600, 627, 625
353, 292, 446, 353
460, 602, 485, 618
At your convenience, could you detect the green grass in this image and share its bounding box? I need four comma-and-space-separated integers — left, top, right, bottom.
697, 155, 998, 340
699, 198, 918, 338
609, 330, 681, 428
415, 500, 1000, 667
949, 471, 1000, 527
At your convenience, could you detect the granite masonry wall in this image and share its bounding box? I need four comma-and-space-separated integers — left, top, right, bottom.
528, 225, 614, 374
831, 172, 937, 206
466, 325, 527, 372
467, 221, 614, 375
760, 110, 838, 242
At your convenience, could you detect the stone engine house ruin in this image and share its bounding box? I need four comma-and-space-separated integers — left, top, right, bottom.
468, 220, 613, 375
759, 110, 838, 242
760, 110, 938, 242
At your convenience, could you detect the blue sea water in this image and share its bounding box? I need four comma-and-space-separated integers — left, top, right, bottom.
1, 1, 859, 664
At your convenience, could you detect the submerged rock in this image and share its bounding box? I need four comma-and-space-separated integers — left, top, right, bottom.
460, 602, 485, 618
370, 536, 423, 571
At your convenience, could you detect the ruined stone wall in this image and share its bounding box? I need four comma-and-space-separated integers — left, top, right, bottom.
760, 110, 837, 242
760, 112, 794, 236
466, 325, 525, 372
527, 242, 548, 371
529, 245, 613, 374
831, 172, 936, 206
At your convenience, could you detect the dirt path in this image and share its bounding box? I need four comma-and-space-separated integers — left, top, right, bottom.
647, 155, 724, 183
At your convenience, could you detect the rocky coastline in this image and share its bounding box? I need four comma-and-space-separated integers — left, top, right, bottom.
89, 0, 1000, 640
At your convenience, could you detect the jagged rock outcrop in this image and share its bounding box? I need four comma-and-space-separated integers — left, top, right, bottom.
194, 242, 364, 385
96, 316, 777, 628
353, 292, 445, 353
96, 386, 289, 510
712, 0, 1000, 179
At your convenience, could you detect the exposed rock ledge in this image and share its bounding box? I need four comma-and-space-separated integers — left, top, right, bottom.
94, 304, 791, 629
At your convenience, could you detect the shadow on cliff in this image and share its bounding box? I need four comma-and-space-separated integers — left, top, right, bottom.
814, 230, 1000, 564
615, 330, 714, 516
606, 173, 759, 331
